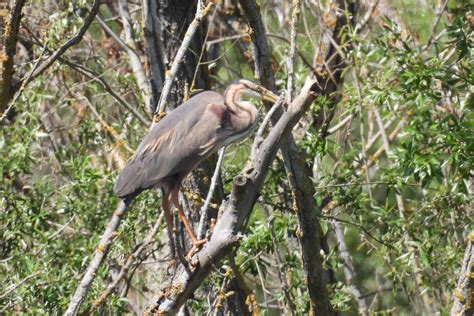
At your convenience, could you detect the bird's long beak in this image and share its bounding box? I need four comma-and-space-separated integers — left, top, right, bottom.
238, 79, 279, 103
260, 89, 279, 103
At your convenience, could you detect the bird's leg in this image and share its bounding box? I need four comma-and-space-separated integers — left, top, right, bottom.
161, 190, 176, 260
170, 189, 207, 257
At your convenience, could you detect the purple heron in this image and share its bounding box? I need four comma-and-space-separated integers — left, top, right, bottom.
114, 79, 277, 255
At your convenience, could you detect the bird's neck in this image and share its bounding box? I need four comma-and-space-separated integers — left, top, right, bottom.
225, 92, 258, 134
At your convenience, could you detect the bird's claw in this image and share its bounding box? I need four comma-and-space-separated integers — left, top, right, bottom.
186, 238, 208, 259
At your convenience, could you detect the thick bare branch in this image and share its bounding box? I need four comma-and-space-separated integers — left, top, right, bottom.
142, 0, 166, 113
286, 0, 301, 104
238, 0, 343, 313
451, 232, 474, 316
0, 0, 26, 113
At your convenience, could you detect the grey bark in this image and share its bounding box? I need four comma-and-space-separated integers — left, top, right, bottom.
450, 233, 474, 316
238, 0, 343, 313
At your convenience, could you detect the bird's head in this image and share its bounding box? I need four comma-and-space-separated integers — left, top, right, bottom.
226, 79, 279, 104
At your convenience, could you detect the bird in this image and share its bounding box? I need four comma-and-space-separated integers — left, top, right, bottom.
114, 79, 278, 256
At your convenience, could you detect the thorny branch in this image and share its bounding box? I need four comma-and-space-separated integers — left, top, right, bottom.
372, 106, 432, 313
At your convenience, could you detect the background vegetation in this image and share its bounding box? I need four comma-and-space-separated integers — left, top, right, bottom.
0, 0, 472, 314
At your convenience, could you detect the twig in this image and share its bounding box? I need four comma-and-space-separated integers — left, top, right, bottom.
88, 212, 164, 312
64, 60, 151, 127
327, 113, 354, 134
155, 1, 214, 116
65, 199, 130, 316
424, 0, 448, 51
0, 271, 42, 300
197, 148, 226, 241
321, 215, 388, 247
331, 220, 369, 315
117, 0, 150, 97
250, 95, 285, 158
0, 41, 48, 124
286, 0, 301, 104
364, 114, 397, 150
450, 232, 474, 315
254, 259, 271, 311
372, 106, 432, 313
354, 0, 379, 33
21, 0, 101, 87
22, 25, 151, 127
78, 94, 134, 153
315, 181, 426, 190
262, 204, 296, 315
361, 119, 405, 173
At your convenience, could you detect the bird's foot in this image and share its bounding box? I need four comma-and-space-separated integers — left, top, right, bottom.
186, 238, 208, 259
166, 258, 178, 274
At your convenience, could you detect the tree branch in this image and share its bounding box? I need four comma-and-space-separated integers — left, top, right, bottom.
88, 212, 164, 313
286, 0, 301, 104
331, 219, 369, 315
20, 0, 101, 88
117, 0, 151, 103
65, 199, 130, 316
20, 26, 151, 127
142, 0, 166, 113
262, 203, 296, 315
0, 0, 26, 113
450, 232, 474, 315
154, 1, 214, 116
197, 148, 225, 241
238, 0, 345, 313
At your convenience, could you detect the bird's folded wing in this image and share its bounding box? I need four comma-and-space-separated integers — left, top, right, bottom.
114, 99, 225, 198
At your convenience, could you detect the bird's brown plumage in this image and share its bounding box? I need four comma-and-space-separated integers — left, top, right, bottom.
113, 80, 275, 256
114, 81, 262, 199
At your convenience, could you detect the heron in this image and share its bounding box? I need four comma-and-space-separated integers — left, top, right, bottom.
114, 79, 278, 256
